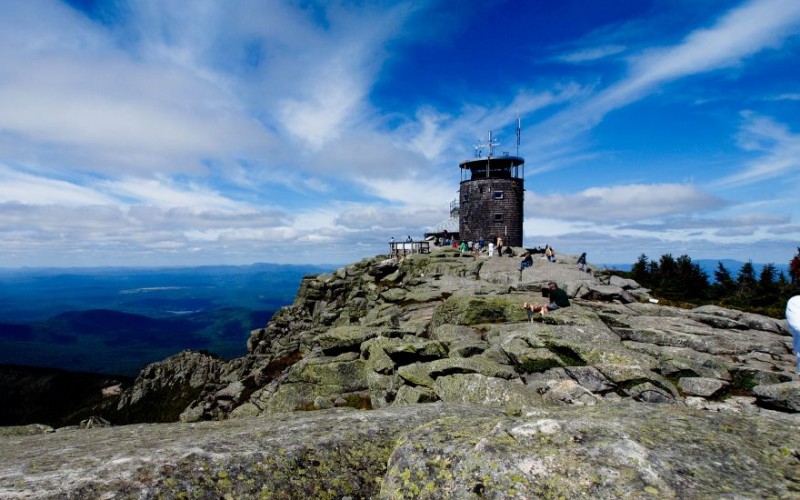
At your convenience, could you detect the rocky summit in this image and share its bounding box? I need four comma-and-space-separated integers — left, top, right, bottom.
2, 247, 800, 498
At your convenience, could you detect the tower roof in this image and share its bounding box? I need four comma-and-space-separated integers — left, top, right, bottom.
427, 215, 459, 234
459, 155, 524, 169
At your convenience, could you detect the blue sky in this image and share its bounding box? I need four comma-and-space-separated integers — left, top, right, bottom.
1, 0, 799, 268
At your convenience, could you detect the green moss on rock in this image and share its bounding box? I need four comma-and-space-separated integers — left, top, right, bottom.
431, 296, 529, 328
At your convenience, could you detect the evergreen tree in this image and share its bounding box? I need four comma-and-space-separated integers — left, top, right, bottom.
754, 263, 778, 309
631, 254, 650, 284
712, 262, 736, 300
648, 260, 659, 277
776, 272, 792, 298
758, 263, 776, 288
675, 254, 709, 301
657, 254, 680, 299
658, 254, 677, 278
736, 261, 757, 308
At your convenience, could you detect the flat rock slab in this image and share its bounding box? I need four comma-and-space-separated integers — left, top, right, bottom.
0, 404, 500, 499
383, 402, 800, 499
2, 402, 799, 499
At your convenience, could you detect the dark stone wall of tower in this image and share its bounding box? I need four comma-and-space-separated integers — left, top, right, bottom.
459, 178, 523, 246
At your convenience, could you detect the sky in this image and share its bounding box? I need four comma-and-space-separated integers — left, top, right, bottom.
1, 0, 799, 268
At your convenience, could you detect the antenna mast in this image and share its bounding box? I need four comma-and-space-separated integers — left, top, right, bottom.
475, 131, 500, 158
516, 116, 521, 156
476, 130, 499, 157
484, 130, 500, 177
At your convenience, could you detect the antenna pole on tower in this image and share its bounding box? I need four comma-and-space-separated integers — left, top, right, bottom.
485, 130, 500, 178
516, 116, 521, 156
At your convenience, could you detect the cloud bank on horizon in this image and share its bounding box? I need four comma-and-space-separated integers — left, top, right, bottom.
0, 0, 798, 268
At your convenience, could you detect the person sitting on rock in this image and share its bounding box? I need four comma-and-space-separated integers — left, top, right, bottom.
522, 281, 570, 319
545, 245, 556, 263
519, 251, 533, 272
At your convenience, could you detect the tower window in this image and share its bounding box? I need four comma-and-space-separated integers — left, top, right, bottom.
494, 214, 504, 221
493, 191, 504, 199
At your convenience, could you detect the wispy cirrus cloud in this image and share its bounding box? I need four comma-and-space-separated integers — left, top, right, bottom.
535, 0, 800, 147
769, 93, 800, 101
598, 0, 800, 113
557, 44, 626, 63
714, 112, 800, 187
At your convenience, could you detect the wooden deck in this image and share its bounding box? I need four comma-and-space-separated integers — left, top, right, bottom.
389, 241, 430, 258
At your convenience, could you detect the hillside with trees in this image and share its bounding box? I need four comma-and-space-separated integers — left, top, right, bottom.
622, 247, 800, 318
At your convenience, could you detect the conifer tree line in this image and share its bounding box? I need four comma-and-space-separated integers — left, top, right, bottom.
621, 247, 800, 318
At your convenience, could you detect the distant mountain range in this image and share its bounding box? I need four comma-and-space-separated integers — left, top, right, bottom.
0, 263, 332, 322
601, 259, 790, 282
0, 307, 271, 376
0, 263, 332, 376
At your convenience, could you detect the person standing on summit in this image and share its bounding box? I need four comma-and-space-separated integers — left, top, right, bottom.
577, 252, 587, 272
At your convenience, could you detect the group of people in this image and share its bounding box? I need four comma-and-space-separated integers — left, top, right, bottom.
440, 235, 517, 257
517, 245, 586, 275
489, 236, 514, 257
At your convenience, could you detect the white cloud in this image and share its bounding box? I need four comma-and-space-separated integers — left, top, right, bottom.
525, 183, 726, 223
278, 56, 367, 150
557, 44, 626, 63
99, 177, 242, 210
359, 176, 455, 208
1, 58, 271, 172
0, 165, 115, 205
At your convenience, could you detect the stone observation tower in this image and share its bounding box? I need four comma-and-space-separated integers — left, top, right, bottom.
458, 128, 524, 246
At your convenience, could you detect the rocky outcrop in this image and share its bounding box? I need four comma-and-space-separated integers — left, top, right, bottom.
125, 248, 796, 421
114, 350, 227, 423
7, 247, 797, 498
